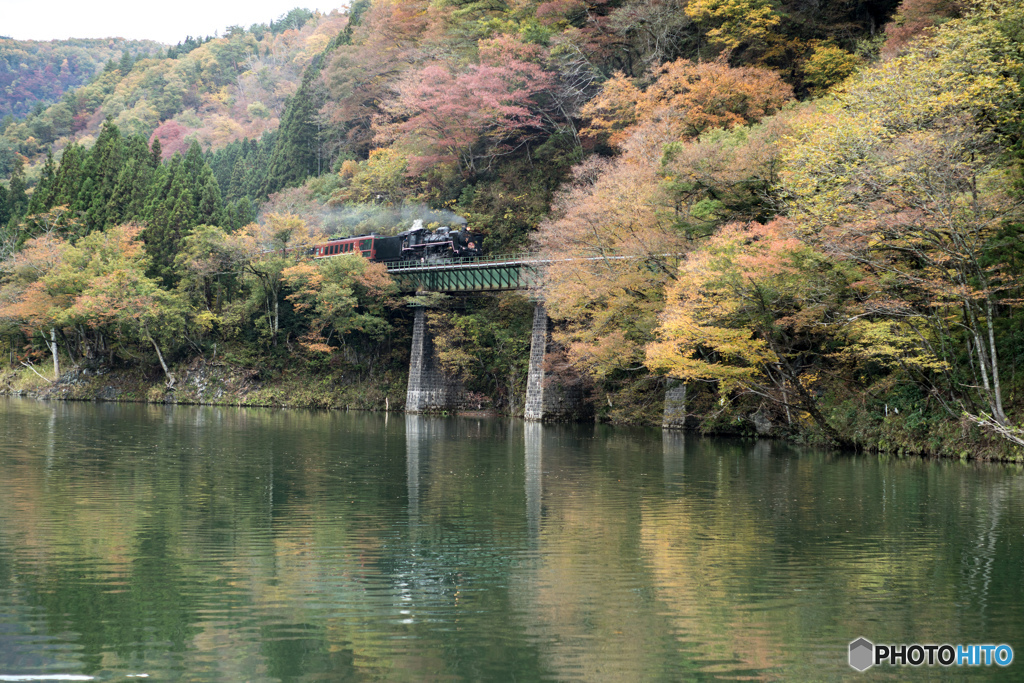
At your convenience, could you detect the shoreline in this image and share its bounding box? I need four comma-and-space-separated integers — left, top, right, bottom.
3, 362, 1022, 464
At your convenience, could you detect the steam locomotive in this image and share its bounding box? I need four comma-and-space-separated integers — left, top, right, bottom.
313, 219, 484, 263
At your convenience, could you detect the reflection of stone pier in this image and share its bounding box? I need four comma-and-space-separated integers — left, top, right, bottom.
525, 422, 543, 540
525, 303, 585, 421
406, 414, 422, 516
662, 430, 685, 490
404, 414, 454, 513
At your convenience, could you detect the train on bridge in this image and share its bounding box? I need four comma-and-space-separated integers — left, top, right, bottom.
313, 219, 484, 264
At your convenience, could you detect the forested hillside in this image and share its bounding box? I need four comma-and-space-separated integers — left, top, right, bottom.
2, 0, 1023, 459
0, 37, 163, 120
0, 9, 345, 175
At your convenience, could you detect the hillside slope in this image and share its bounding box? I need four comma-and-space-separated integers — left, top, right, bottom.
0, 10, 347, 176
0, 37, 163, 120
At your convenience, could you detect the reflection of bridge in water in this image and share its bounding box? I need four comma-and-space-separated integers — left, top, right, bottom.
398, 416, 693, 626
402, 416, 546, 548
403, 416, 689, 545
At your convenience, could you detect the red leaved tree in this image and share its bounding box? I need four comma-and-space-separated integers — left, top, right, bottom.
380, 36, 554, 175
149, 120, 193, 159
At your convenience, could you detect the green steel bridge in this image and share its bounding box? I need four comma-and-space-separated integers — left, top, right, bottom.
385, 255, 544, 292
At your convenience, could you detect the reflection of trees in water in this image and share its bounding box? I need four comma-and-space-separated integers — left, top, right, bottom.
961, 474, 1023, 623
509, 433, 1024, 679
509, 423, 683, 681
0, 401, 393, 678
640, 440, 1024, 677
8, 525, 202, 675
1, 401, 1023, 679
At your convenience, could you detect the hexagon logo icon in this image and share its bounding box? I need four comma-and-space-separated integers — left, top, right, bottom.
849, 638, 874, 671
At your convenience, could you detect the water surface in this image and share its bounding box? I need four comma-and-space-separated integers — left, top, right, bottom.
0, 398, 1022, 681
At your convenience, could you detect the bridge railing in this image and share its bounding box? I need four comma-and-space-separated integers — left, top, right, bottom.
383, 253, 665, 271
384, 254, 534, 271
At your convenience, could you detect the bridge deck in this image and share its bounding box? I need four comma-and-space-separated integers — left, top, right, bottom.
385, 255, 543, 292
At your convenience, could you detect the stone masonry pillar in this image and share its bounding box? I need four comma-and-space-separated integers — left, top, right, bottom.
662, 379, 687, 429
524, 303, 549, 421
525, 302, 586, 421
406, 307, 465, 413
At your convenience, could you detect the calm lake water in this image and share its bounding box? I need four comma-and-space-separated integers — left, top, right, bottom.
0, 397, 1022, 681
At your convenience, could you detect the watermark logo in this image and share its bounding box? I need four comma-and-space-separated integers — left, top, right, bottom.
849, 638, 874, 671
849, 638, 1014, 671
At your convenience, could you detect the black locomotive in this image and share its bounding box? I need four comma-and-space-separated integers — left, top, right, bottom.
313, 219, 484, 263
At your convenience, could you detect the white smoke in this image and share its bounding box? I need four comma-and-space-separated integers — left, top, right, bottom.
320, 202, 468, 237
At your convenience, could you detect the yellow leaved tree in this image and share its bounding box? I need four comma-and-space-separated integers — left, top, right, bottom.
780, 0, 1024, 442
647, 220, 860, 441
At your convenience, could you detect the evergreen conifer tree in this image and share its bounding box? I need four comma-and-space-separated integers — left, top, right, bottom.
27, 151, 57, 215
196, 174, 225, 227
152, 178, 197, 286
246, 145, 269, 198
150, 138, 163, 168
51, 143, 85, 208
0, 185, 10, 228
76, 176, 96, 221
107, 135, 155, 224
141, 154, 180, 276
7, 156, 28, 220
143, 154, 179, 222
118, 50, 134, 74
182, 141, 206, 184
228, 159, 246, 202
83, 119, 125, 230
226, 196, 257, 230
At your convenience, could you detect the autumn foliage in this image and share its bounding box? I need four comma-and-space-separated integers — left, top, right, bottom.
381, 36, 554, 175
536, 59, 794, 405
582, 58, 793, 146
4, 0, 1024, 454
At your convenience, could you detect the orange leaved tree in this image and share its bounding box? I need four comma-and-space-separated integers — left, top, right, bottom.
0, 233, 71, 379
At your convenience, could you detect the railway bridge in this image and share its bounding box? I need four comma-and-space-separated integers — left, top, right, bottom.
382, 255, 586, 421
372, 255, 683, 426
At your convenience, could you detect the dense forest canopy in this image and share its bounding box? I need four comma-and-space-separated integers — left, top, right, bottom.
2, 0, 1023, 458
0, 37, 164, 120
0, 10, 345, 176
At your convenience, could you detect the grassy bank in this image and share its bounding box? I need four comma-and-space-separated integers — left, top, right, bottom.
0, 358, 410, 412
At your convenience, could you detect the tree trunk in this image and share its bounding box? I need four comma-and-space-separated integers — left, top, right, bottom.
964, 302, 998, 418
144, 324, 176, 389
59, 329, 77, 368
273, 293, 280, 342
984, 294, 1008, 425
47, 328, 60, 380
768, 337, 849, 447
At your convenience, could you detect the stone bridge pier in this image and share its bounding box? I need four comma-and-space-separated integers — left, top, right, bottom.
404, 302, 587, 419
662, 379, 688, 429
405, 307, 467, 413
524, 303, 585, 421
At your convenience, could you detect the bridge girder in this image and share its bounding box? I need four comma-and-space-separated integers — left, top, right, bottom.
386, 258, 542, 293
